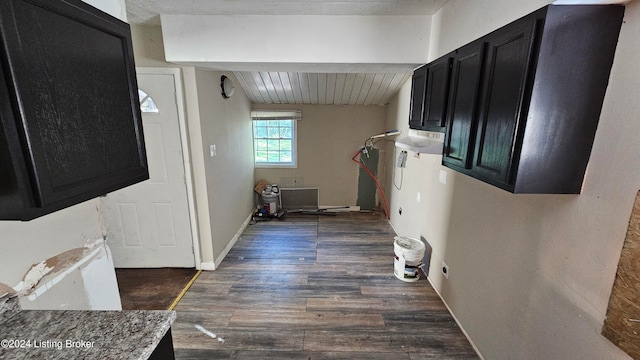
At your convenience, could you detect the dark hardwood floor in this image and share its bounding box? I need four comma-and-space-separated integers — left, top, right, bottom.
172, 212, 479, 359
116, 267, 198, 310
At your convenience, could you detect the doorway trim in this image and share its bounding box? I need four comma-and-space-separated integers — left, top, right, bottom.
136, 67, 202, 270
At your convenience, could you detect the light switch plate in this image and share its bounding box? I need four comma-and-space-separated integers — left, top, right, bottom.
439, 170, 447, 184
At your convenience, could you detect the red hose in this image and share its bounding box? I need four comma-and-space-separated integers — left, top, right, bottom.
352, 148, 390, 219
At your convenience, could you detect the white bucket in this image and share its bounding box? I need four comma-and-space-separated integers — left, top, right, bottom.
261, 191, 279, 215
393, 236, 425, 282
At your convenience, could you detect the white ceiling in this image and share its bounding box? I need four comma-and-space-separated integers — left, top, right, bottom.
125, 0, 450, 105
125, 0, 450, 25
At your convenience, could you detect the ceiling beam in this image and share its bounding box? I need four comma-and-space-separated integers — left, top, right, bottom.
161, 15, 430, 73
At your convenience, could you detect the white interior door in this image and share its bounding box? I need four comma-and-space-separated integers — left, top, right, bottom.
102, 70, 195, 268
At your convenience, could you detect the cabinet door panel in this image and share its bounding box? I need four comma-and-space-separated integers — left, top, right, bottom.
473, 19, 536, 184
409, 66, 427, 129
423, 56, 452, 130
0, 0, 148, 219
443, 43, 485, 169
0, 0, 146, 207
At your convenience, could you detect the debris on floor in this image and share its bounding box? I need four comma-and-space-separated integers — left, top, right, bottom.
194, 324, 224, 343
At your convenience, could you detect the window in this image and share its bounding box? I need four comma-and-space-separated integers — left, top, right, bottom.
252, 110, 300, 168
138, 89, 159, 113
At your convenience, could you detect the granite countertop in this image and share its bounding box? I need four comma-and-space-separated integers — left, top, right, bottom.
0, 297, 175, 360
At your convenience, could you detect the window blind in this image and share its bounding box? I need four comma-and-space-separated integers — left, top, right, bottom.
251, 110, 302, 121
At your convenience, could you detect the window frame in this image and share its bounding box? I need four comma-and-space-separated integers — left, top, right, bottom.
252, 117, 298, 168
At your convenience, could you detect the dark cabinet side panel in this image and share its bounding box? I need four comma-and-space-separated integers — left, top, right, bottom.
442, 43, 485, 170
472, 17, 537, 186
515, 5, 624, 193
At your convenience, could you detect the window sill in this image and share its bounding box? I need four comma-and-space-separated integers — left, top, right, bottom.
255, 163, 297, 169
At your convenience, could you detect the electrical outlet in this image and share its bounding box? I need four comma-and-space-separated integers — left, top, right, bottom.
416, 192, 421, 202
396, 151, 407, 168
398, 207, 402, 215
441, 261, 449, 279
210, 144, 216, 157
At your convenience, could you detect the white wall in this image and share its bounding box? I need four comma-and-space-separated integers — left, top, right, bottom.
386, 1, 638, 359
193, 69, 255, 265
160, 15, 431, 72
384, 84, 452, 241
19, 242, 121, 310
130, 25, 255, 268
0, 0, 126, 307
427, 0, 549, 60
254, 104, 387, 207
130, 25, 171, 68
82, 0, 127, 22
0, 201, 104, 288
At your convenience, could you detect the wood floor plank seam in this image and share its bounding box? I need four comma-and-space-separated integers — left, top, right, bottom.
171, 212, 478, 359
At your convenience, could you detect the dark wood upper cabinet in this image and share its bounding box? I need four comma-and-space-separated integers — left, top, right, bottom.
408, 65, 428, 130
409, 54, 453, 132
471, 15, 537, 186
442, 42, 485, 169
0, 0, 148, 220
423, 55, 452, 131
441, 5, 624, 194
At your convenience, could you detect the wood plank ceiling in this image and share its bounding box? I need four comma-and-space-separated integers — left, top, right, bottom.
234, 72, 411, 105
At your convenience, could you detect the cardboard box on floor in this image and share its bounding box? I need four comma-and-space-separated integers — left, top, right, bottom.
254, 179, 270, 194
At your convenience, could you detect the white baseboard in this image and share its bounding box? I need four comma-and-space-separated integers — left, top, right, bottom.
318, 205, 361, 212
199, 261, 216, 271
211, 211, 253, 270
426, 277, 484, 360
387, 218, 484, 360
